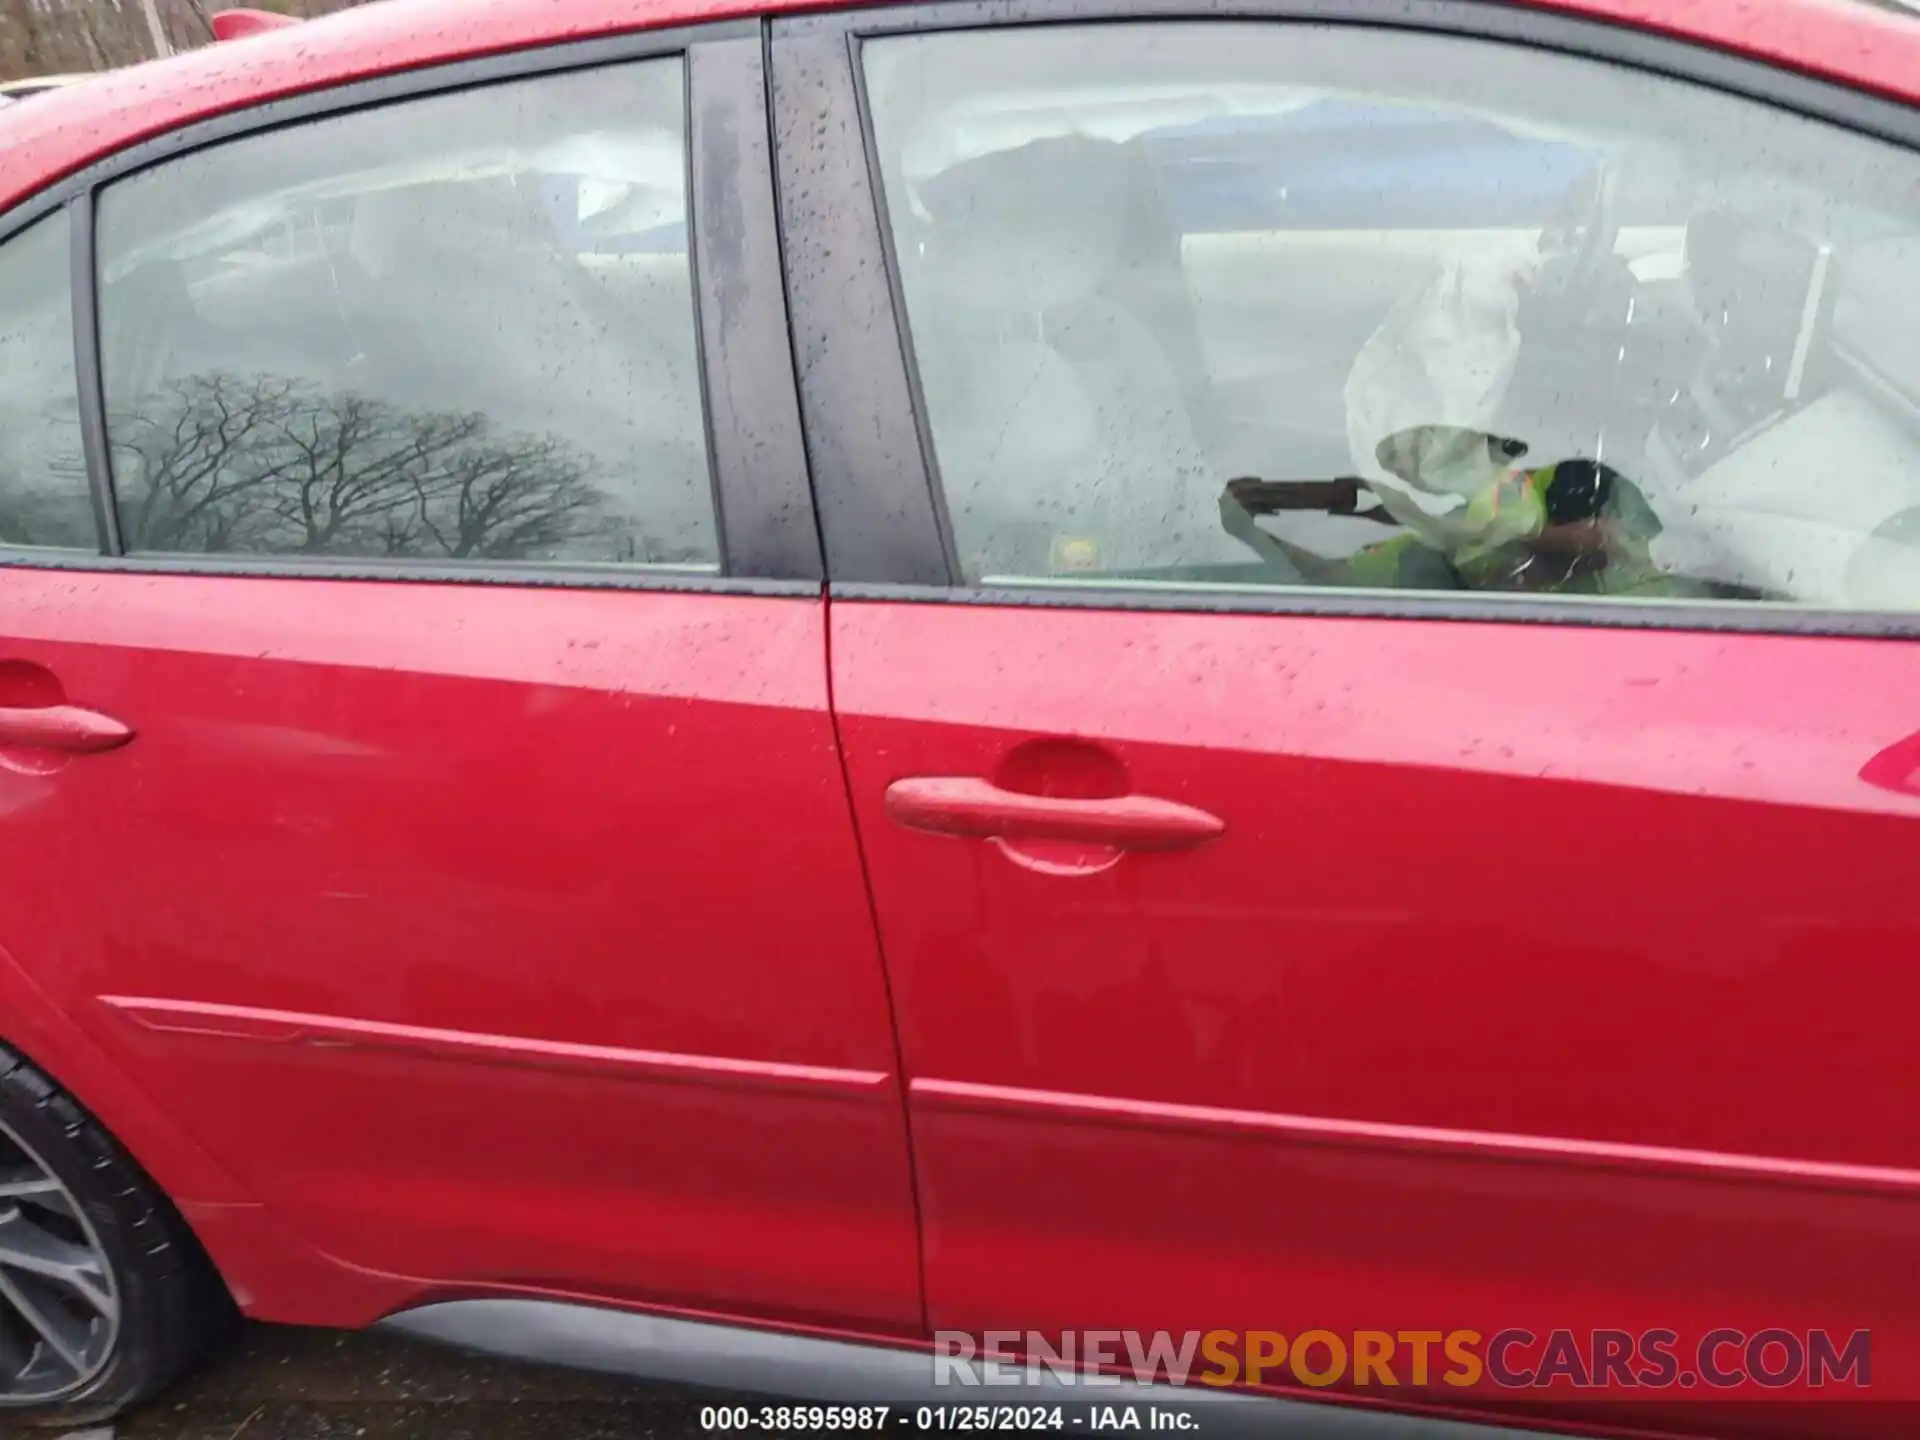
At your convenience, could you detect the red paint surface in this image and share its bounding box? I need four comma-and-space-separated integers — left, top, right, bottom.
832, 600, 1920, 1427
0, 569, 921, 1332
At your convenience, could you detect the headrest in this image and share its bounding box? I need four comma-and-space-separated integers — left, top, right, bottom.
349, 178, 552, 280
919, 136, 1132, 315
348, 186, 436, 281
1686, 209, 1828, 402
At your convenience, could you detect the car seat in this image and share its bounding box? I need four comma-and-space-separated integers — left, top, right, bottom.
912, 135, 1246, 578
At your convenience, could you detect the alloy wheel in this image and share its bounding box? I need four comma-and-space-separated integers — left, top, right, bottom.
0, 1117, 117, 1402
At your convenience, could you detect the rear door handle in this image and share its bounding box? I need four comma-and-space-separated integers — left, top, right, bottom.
0, 705, 134, 755
885, 776, 1223, 852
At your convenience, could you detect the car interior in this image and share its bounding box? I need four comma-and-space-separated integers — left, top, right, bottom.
864, 23, 1920, 606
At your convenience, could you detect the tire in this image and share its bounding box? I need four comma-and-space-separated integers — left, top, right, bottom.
0, 1042, 233, 1427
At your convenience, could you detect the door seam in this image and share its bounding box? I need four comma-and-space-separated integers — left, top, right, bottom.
821, 593, 932, 1337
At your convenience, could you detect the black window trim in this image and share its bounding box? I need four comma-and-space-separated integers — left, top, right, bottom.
68, 189, 119, 558
770, 0, 1920, 637
0, 16, 825, 595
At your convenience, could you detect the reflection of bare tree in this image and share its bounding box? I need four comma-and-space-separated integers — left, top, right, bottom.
112, 372, 604, 560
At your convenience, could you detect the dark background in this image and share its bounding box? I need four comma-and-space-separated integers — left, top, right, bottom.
115, 1321, 727, 1439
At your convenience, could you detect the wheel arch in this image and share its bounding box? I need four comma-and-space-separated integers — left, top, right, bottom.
0, 943, 419, 1327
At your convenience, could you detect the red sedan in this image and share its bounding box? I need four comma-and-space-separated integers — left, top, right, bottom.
0, 0, 1914, 1433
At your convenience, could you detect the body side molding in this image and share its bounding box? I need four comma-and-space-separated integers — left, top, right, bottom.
98, 997, 890, 1098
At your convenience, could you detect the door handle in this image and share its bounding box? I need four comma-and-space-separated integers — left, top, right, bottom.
885, 776, 1223, 852
0, 704, 134, 755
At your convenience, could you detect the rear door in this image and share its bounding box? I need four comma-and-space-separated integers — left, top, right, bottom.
0, 30, 922, 1332
776, 0, 1920, 1424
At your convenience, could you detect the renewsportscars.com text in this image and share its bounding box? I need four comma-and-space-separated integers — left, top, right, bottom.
933, 1328, 1871, 1391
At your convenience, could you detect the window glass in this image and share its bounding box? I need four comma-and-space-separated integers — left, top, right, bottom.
97, 61, 717, 568
864, 26, 1920, 608
0, 212, 92, 551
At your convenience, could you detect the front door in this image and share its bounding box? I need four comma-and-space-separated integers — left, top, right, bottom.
779, 4, 1920, 1425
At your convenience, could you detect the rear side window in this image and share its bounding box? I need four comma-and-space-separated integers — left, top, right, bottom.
95, 60, 716, 568
863, 25, 1920, 610
0, 212, 92, 551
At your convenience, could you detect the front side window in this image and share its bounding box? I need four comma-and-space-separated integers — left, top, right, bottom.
0, 212, 92, 552
864, 25, 1920, 609
97, 60, 717, 568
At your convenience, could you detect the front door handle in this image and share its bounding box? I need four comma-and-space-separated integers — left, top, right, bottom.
885, 776, 1223, 852
0, 705, 134, 755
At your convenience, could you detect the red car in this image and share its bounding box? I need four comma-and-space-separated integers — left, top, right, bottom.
0, 0, 1915, 1432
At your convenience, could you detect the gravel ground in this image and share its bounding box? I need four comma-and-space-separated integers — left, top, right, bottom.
94, 1322, 720, 1440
